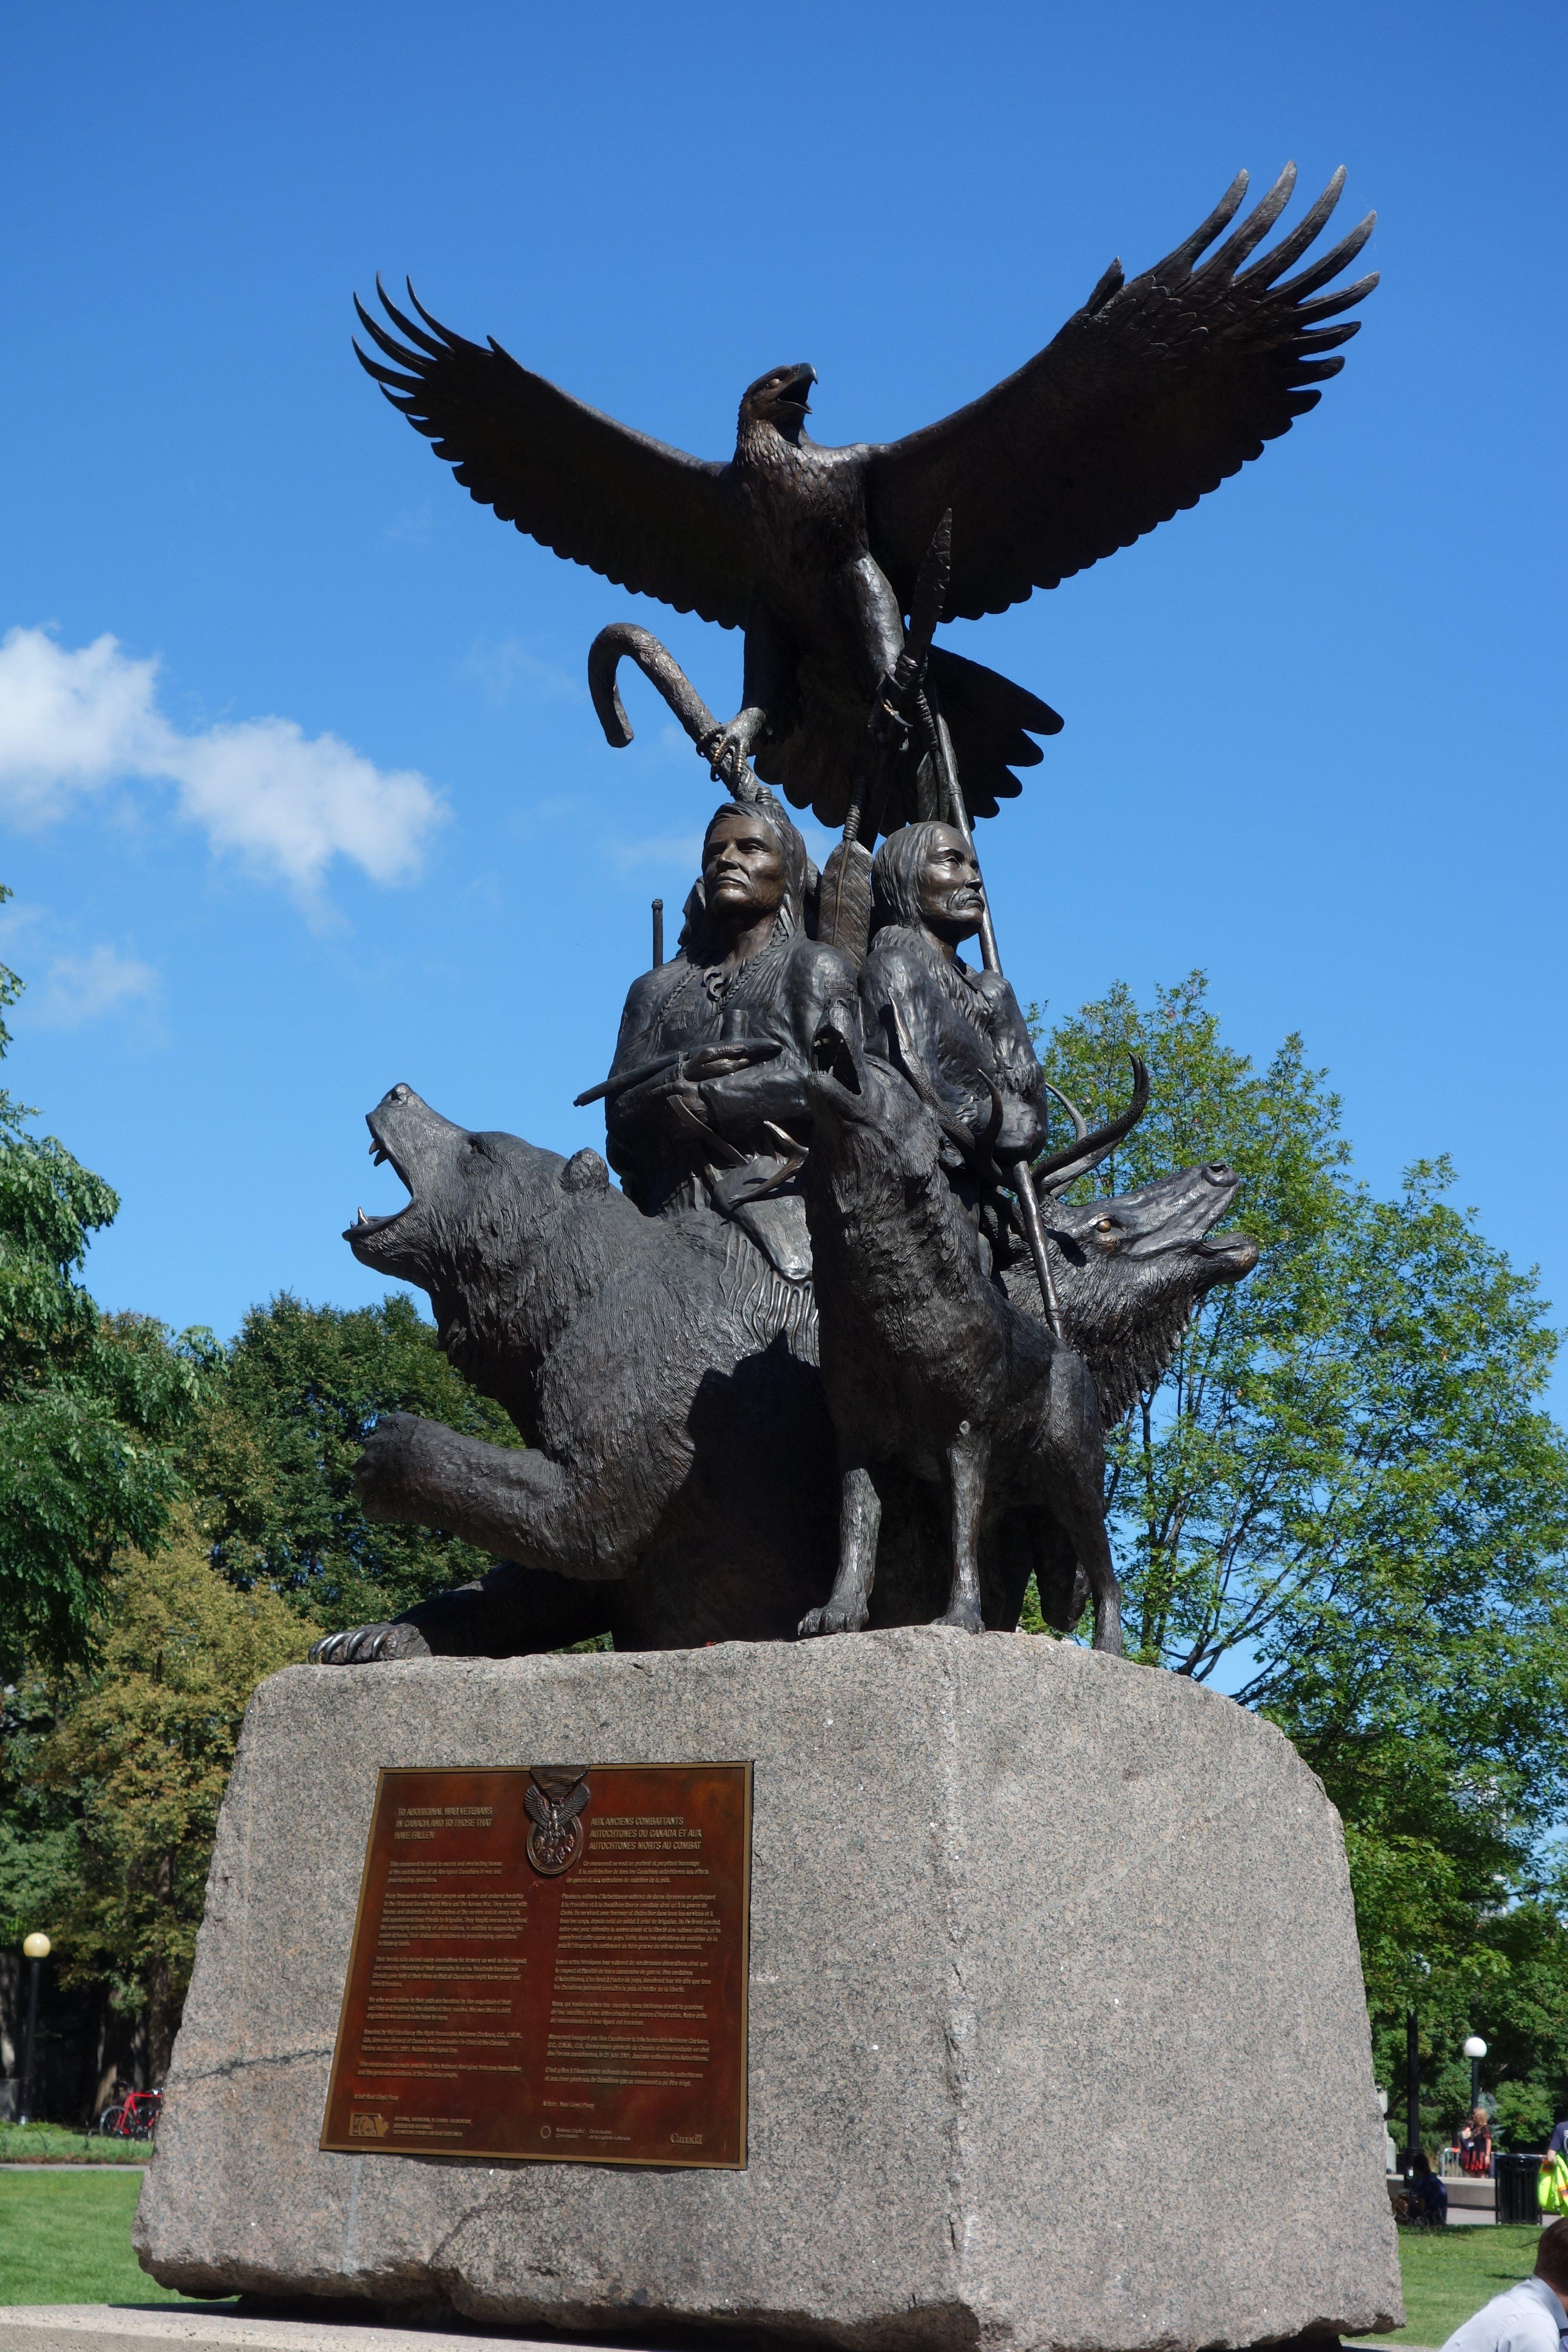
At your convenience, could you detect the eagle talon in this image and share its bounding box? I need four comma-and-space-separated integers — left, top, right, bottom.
700, 709, 769, 790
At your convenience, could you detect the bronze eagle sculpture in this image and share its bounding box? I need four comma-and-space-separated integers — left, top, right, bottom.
356, 162, 1375, 842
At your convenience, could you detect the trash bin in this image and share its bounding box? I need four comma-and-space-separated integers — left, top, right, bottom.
1496, 2153, 1543, 2226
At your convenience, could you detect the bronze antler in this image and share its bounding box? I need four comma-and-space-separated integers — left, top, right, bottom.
1032, 1056, 1150, 1198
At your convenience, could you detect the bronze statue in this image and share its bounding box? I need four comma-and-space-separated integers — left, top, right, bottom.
356, 164, 1374, 841
310, 162, 1378, 1662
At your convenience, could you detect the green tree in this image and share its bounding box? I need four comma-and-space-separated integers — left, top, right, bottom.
0, 900, 217, 1675
8, 1528, 316, 2082
192, 1291, 521, 1632
1033, 974, 1568, 2128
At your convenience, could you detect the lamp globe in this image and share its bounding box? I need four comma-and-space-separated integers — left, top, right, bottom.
1463, 2036, 1488, 2060
21, 1932, 49, 1960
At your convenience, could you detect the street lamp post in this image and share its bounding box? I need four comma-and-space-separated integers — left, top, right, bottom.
17, 1933, 50, 2127
1464, 2035, 1488, 2116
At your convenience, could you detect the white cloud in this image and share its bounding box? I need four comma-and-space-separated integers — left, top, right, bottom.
31, 945, 159, 1030
0, 626, 445, 898
173, 718, 439, 891
0, 628, 165, 812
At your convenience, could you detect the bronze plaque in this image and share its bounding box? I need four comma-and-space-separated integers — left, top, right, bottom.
320, 1762, 752, 2167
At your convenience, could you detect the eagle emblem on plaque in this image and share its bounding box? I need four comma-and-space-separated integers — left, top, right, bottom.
524, 1765, 591, 1876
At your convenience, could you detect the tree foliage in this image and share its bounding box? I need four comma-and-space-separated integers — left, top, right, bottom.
1, 1528, 316, 2082
0, 907, 217, 1676
189, 1291, 520, 1633
1032, 974, 1568, 2134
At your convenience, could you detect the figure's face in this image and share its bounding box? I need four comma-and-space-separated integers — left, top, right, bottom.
917, 825, 985, 943
703, 812, 787, 923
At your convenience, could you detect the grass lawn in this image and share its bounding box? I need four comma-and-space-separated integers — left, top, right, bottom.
1351, 2222, 1547, 2348
0, 2121, 147, 2165
0, 2168, 235, 2309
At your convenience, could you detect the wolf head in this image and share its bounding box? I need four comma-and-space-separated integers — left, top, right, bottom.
1022, 1165, 1259, 1420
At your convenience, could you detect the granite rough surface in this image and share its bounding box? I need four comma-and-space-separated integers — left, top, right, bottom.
133, 1631, 1401, 2350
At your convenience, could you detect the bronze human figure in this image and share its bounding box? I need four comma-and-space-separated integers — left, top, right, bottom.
860, 822, 1047, 1269
356, 164, 1374, 840
600, 790, 854, 1279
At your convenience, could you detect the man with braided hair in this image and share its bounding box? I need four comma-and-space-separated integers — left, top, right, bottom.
859, 821, 1048, 1271
604, 788, 857, 1279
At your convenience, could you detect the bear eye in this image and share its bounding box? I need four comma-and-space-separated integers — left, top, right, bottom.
1096, 1218, 1115, 1233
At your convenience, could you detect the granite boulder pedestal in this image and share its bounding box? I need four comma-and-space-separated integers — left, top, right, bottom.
134, 1629, 1402, 2350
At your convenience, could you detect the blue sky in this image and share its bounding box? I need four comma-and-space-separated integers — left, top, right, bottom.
0, 2, 1563, 1409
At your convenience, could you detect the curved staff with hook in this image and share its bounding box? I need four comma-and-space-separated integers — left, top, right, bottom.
589, 622, 763, 796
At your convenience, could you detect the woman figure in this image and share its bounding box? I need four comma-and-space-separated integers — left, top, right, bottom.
859, 820, 1047, 1267
1458, 2108, 1493, 2177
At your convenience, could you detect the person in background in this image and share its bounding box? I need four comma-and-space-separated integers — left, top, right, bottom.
1459, 2108, 1494, 2175
1407, 2151, 1448, 2226
1539, 2118, 1568, 2218
1440, 2216, 1568, 2352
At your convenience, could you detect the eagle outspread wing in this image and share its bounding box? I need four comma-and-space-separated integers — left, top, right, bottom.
355, 282, 752, 629
863, 165, 1378, 622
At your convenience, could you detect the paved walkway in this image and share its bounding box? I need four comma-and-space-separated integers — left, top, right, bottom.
0, 2312, 643, 2352
0, 2312, 1446, 2352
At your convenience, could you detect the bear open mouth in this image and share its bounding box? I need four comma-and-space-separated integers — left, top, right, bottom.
346, 1114, 415, 1240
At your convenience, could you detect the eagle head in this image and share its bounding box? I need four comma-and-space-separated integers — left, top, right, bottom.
738, 363, 817, 448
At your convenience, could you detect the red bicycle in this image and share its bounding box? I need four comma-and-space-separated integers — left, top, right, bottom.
96, 2088, 162, 2141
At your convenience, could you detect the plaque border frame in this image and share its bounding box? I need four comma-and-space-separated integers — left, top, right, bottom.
319, 1759, 753, 2170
